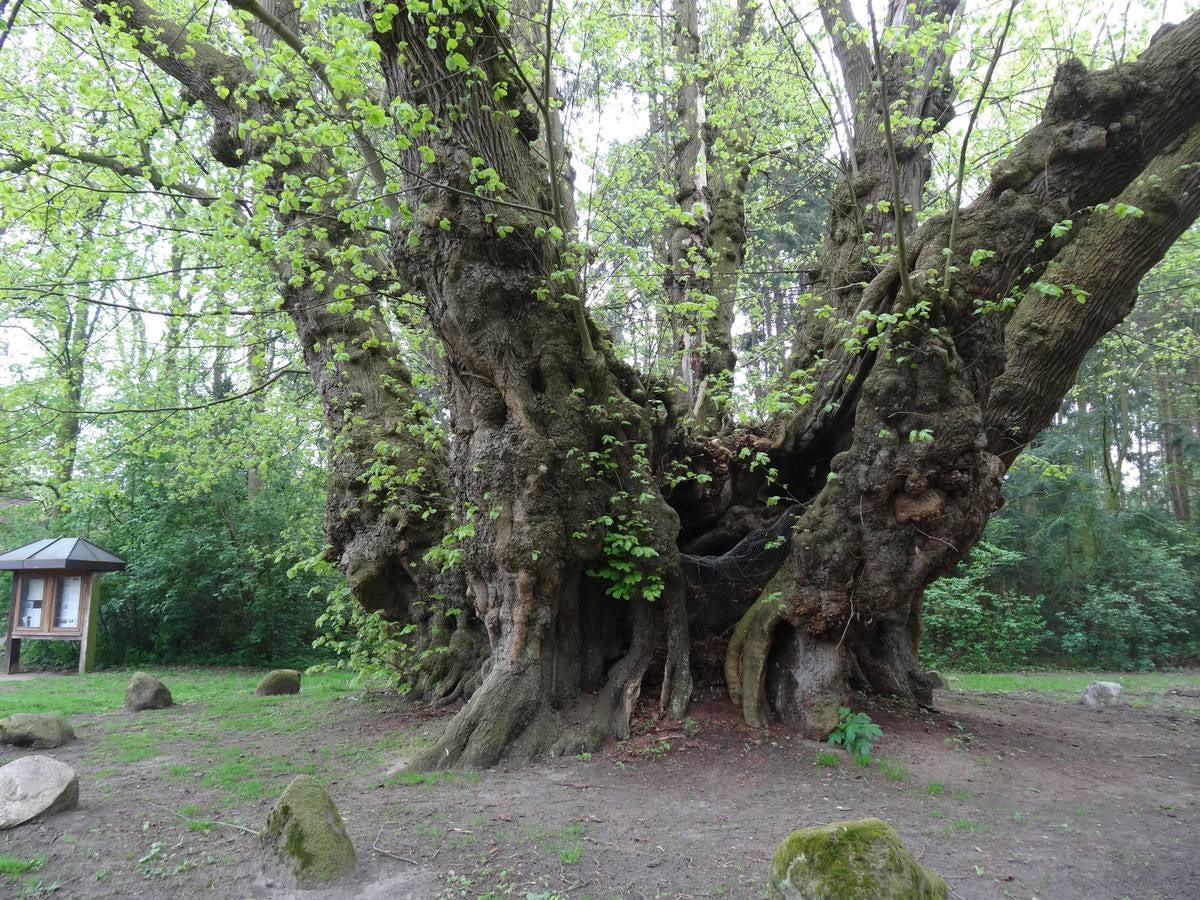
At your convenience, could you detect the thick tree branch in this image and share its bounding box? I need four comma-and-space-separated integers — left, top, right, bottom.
2, 145, 218, 203
985, 124, 1200, 463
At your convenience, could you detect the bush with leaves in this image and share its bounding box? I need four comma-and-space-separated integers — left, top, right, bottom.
921, 542, 1049, 671
0, 452, 331, 670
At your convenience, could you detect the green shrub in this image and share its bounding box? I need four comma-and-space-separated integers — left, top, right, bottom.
921, 543, 1048, 671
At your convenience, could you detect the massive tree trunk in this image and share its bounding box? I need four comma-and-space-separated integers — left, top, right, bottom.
668, 0, 715, 423
74, 0, 1200, 764
369, 0, 694, 767
728, 12, 1200, 735
669, 0, 757, 430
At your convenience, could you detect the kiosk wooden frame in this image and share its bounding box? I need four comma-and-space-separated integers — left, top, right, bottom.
1, 538, 126, 675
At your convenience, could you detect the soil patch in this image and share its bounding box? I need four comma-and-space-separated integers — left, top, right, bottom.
0, 672, 1197, 898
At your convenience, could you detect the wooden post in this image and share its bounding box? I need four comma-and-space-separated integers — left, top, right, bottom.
79, 575, 98, 675
4, 575, 18, 675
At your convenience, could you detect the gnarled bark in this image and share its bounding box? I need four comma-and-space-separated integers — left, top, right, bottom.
371, 1, 694, 766
72, 0, 1200, 762
729, 14, 1200, 736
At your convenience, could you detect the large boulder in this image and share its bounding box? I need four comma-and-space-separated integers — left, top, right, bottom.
770, 818, 946, 899
0, 714, 75, 749
255, 669, 302, 696
124, 672, 173, 711
1080, 681, 1122, 710
261, 775, 356, 886
0, 756, 79, 830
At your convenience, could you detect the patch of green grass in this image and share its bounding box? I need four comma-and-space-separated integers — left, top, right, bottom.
263, 756, 318, 777
96, 729, 167, 764
518, 821, 586, 863
387, 769, 480, 789
559, 845, 583, 864
925, 780, 944, 796
0, 855, 45, 877
938, 817, 986, 836
0, 668, 357, 719
388, 770, 427, 787
200, 756, 271, 802
877, 755, 908, 782
946, 671, 1200, 696
226, 778, 266, 803
815, 751, 838, 768
165, 762, 196, 779
15, 875, 59, 898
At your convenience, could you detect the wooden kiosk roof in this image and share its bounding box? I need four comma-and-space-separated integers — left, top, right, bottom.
0, 538, 127, 572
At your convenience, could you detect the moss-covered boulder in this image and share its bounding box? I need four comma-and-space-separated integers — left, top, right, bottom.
255, 669, 301, 696
0, 713, 75, 749
261, 775, 355, 886
770, 818, 946, 899
124, 672, 172, 711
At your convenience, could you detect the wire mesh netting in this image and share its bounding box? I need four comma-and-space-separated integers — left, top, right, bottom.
681, 504, 802, 637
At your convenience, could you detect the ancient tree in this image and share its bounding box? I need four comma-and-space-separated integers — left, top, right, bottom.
42, 0, 1200, 763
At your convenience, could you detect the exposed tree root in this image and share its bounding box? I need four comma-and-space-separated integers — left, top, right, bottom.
409, 598, 671, 769
658, 575, 693, 720
723, 588, 785, 729
409, 660, 559, 770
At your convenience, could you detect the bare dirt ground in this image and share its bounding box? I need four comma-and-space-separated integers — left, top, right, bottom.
1, 672, 1197, 899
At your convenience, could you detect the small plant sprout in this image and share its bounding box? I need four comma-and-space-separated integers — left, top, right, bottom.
827, 707, 884, 766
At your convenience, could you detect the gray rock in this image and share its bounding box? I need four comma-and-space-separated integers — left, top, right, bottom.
1080, 681, 1122, 709
261, 775, 356, 886
0, 755, 79, 830
770, 818, 946, 899
924, 670, 949, 690
255, 669, 302, 696
0, 714, 75, 749
124, 672, 173, 711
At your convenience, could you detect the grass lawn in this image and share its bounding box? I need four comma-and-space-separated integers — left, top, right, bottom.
0, 667, 358, 718
946, 670, 1200, 695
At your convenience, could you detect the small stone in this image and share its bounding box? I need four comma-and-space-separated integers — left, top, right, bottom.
124, 672, 173, 711
925, 671, 949, 690
255, 669, 302, 696
0, 714, 75, 749
0, 756, 79, 830
261, 775, 356, 886
770, 817, 946, 899
1080, 681, 1122, 710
